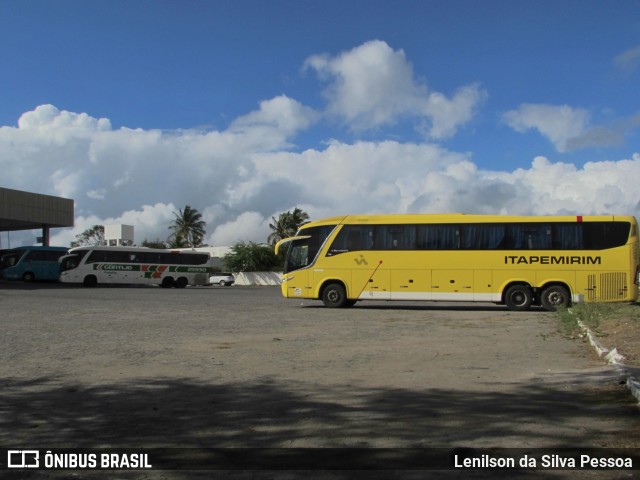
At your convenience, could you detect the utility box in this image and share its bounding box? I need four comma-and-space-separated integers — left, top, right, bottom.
104, 224, 134, 246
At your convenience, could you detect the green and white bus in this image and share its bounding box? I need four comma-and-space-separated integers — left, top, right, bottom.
59, 246, 212, 287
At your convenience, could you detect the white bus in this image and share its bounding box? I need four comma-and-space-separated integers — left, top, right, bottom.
59, 246, 212, 288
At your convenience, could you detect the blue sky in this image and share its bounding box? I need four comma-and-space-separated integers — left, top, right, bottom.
1, 1, 640, 246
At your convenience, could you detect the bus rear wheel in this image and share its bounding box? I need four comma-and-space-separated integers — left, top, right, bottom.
504, 285, 532, 311
322, 283, 350, 308
540, 285, 570, 311
161, 277, 174, 288
175, 277, 188, 288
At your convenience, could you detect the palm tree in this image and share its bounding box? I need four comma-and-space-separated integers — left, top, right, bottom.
289, 207, 310, 231
268, 208, 310, 245
168, 205, 206, 248
268, 213, 290, 246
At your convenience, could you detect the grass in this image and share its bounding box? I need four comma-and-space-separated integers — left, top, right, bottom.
557, 300, 640, 365
556, 302, 627, 336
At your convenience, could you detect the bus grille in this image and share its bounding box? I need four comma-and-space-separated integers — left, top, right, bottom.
587, 273, 627, 301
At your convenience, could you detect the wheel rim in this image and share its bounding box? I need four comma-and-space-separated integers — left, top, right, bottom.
548, 291, 564, 305
327, 289, 341, 304
510, 291, 526, 307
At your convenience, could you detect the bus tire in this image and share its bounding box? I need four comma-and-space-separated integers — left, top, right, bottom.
322, 282, 349, 308
23, 272, 35, 282
504, 284, 532, 311
161, 277, 174, 288
540, 285, 570, 311
83, 275, 97, 287
175, 277, 188, 288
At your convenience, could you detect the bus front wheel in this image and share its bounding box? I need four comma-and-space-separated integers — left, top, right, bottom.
23, 272, 35, 282
322, 283, 350, 308
83, 275, 97, 287
540, 285, 570, 311
504, 285, 532, 311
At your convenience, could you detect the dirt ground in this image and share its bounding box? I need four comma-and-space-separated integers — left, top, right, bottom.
1, 283, 639, 479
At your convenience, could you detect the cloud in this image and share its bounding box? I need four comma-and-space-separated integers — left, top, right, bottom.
504, 103, 640, 152
614, 45, 640, 74
304, 40, 486, 139
503, 104, 590, 152
49, 203, 177, 247
208, 212, 272, 246
4, 101, 640, 249
228, 95, 319, 150
484, 154, 640, 215
17, 104, 112, 134
2, 41, 640, 249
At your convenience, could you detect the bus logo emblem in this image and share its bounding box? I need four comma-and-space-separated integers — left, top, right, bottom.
354, 255, 368, 266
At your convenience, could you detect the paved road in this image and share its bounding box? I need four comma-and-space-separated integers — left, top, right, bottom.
1, 283, 638, 478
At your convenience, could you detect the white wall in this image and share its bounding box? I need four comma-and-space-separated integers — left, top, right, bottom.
234, 272, 282, 286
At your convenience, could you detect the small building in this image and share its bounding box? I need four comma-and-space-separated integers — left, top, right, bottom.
104, 224, 134, 246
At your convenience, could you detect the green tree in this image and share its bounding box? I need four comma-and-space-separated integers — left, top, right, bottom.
168, 205, 206, 248
267, 208, 310, 245
223, 242, 280, 272
71, 225, 104, 247
142, 239, 167, 249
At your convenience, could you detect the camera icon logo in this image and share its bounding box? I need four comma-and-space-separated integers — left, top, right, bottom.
7, 450, 40, 468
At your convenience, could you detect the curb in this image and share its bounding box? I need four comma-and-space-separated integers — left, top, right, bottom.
577, 319, 640, 405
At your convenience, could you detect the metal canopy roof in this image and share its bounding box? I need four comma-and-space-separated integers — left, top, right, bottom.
0, 187, 74, 232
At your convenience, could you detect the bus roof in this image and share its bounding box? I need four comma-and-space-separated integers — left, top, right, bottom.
299, 213, 638, 227
66, 245, 209, 255
4, 246, 68, 252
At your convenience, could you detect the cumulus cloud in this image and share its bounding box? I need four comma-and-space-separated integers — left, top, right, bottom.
208, 212, 272, 246
614, 45, 640, 74
484, 154, 640, 215
18, 104, 112, 134
503, 103, 590, 152
504, 103, 640, 152
2, 42, 640, 249
304, 40, 486, 139
49, 203, 177, 247
4, 100, 640, 249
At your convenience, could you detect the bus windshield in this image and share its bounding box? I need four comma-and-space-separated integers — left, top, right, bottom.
0, 251, 25, 271
59, 249, 90, 272
284, 225, 337, 273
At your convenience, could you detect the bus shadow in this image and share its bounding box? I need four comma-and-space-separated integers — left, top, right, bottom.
0, 280, 71, 290
0, 280, 155, 291
301, 302, 547, 313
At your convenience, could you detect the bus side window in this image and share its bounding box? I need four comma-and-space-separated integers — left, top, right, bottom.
348, 230, 360, 251
86, 251, 102, 264
524, 225, 552, 249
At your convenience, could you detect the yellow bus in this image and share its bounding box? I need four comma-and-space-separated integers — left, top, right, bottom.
275, 214, 639, 311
